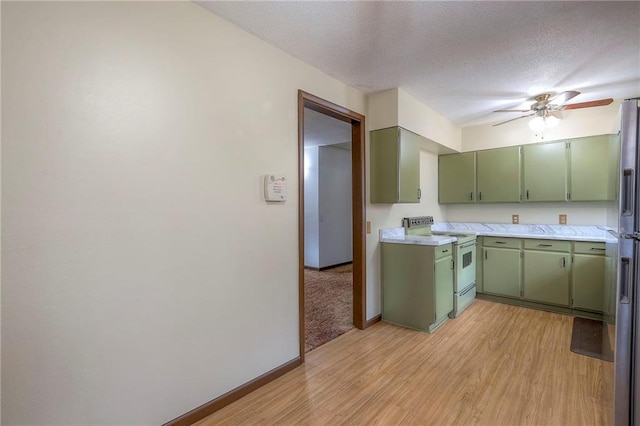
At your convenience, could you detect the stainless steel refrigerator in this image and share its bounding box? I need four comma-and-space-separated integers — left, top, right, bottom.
612, 98, 640, 425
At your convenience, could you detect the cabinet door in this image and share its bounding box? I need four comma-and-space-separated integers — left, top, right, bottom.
523, 251, 570, 306
477, 146, 521, 202
572, 254, 606, 312
435, 256, 454, 320
370, 127, 400, 203
438, 152, 476, 204
569, 135, 616, 201
522, 142, 567, 202
370, 127, 421, 203
482, 247, 521, 298
398, 128, 421, 203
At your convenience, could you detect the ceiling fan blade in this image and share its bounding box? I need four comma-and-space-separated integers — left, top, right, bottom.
563, 98, 614, 110
550, 90, 580, 105
493, 113, 535, 127
493, 109, 530, 113
550, 110, 562, 119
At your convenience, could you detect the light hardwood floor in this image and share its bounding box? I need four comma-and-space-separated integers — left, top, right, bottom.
196, 299, 614, 425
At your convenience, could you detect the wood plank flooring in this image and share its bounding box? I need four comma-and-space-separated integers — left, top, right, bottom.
196, 300, 614, 426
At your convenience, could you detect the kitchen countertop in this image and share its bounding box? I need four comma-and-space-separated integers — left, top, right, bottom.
379, 228, 456, 246
432, 222, 613, 242
380, 222, 614, 246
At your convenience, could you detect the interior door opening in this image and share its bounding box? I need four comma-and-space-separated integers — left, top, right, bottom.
298, 91, 366, 360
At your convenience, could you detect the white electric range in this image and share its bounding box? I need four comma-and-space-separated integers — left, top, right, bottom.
403, 217, 477, 318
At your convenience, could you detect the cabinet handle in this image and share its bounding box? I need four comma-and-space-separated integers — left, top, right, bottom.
526, 190, 530, 200
484, 250, 488, 260
562, 257, 566, 268
537, 244, 552, 247
495, 241, 507, 244
470, 192, 473, 201
451, 259, 455, 270
590, 247, 606, 251
479, 192, 482, 201
417, 188, 422, 200
442, 249, 449, 253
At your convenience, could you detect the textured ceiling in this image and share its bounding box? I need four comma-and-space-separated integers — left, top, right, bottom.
198, 1, 640, 127
304, 108, 352, 149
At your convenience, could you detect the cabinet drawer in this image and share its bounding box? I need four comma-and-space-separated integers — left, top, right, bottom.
573, 241, 606, 255
524, 239, 571, 252
435, 244, 453, 260
483, 237, 522, 249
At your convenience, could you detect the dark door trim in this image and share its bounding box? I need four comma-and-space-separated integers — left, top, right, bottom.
298, 90, 366, 360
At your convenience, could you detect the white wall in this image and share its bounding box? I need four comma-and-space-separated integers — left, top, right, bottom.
318, 146, 352, 268
304, 147, 320, 268
304, 145, 352, 269
461, 101, 621, 152
368, 88, 461, 153
446, 101, 622, 226
1, 2, 366, 424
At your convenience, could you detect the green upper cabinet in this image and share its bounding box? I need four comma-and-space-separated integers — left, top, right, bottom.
569, 135, 618, 201
522, 141, 568, 202
438, 152, 476, 204
476, 146, 521, 203
370, 127, 421, 203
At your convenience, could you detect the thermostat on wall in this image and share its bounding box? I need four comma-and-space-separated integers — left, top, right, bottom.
264, 175, 287, 202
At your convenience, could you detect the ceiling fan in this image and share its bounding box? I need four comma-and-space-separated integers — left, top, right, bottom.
493, 91, 614, 127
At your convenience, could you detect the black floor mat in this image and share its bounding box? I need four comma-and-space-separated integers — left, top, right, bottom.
570, 317, 614, 362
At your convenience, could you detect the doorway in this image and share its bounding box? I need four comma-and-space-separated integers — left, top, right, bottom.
298, 91, 366, 360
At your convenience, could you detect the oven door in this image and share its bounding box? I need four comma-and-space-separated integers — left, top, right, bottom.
456, 241, 477, 292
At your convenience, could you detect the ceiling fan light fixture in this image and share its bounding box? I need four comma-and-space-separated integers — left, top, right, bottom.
545, 115, 560, 128
528, 116, 546, 131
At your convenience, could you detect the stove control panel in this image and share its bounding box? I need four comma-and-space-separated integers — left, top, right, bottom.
403, 216, 434, 228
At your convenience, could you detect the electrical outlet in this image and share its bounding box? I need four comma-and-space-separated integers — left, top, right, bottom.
512, 214, 519, 224
559, 214, 567, 225
366, 221, 372, 234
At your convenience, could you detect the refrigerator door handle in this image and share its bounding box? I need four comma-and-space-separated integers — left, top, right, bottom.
622, 168, 635, 217
620, 256, 632, 304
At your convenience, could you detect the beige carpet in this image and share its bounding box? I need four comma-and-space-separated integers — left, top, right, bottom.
304, 263, 354, 353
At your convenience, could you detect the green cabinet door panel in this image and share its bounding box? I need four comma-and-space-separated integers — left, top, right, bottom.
572, 254, 606, 312
482, 247, 521, 298
522, 142, 567, 202
381, 243, 453, 332
438, 152, 476, 204
569, 135, 617, 201
477, 146, 521, 202
398, 128, 421, 203
370, 127, 421, 203
523, 251, 570, 306
435, 256, 454, 320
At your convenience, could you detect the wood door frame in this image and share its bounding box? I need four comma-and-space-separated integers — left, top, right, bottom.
298, 90, 366, 360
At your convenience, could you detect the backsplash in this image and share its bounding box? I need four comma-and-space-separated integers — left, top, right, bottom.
432, 222, 612, 241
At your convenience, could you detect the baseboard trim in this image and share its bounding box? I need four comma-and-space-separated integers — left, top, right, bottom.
304, 261, 353, 271
365, 314, 382, 329
164, 357, 302, 426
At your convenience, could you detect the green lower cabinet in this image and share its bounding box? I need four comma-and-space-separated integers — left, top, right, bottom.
523, 251, 570, 306
572, 254, 606, 312
482, 247, 521, 298
435, 256, 454, 319
381, 243, 453, 333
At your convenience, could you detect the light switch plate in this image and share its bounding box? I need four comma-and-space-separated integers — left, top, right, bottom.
512, 214, 519, 224
366, 221, 372, 234
559, 214, 567, 225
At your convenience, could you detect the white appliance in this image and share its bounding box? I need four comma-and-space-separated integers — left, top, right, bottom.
433, 232, 477, 318
403, 217, 477, 318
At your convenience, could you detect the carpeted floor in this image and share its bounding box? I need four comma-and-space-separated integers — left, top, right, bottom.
304, 263, 354, 353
